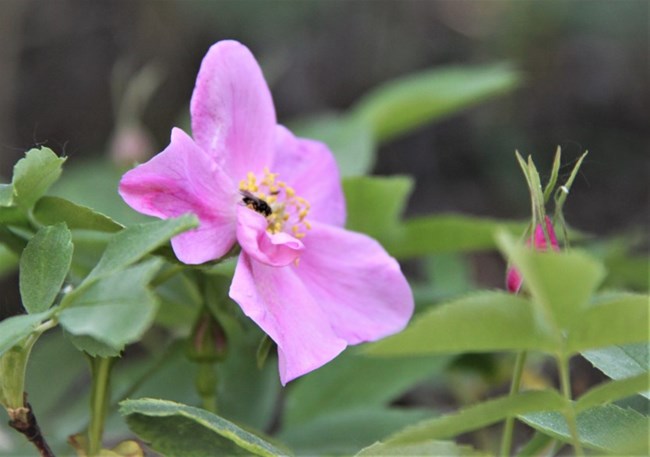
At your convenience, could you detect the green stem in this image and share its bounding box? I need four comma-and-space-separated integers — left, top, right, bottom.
557, 355, 584, 457
195, 362, 217, 413
87, 357, 114, 457
1, 333, 39, 411
500, 350, 528, 456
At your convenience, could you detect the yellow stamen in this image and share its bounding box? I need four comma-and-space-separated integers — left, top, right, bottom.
239, 168, 312, 239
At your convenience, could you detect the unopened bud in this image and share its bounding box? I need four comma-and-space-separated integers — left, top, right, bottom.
186, 311, 228, 363
506, 216, 560, 293
109, 124, 155, 167
532, 216, 560, 251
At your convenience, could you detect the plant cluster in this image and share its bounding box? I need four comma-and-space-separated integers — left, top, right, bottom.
0, 40, 647, 457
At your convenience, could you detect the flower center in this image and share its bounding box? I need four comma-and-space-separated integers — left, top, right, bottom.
239, 168, 311, 239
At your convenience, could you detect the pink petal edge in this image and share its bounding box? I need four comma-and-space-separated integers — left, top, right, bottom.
271, 125, 346, 227
297, 222, 414, 345
230, 253, 347, 385
119, 128, 238, 264
191, 40, 277, 180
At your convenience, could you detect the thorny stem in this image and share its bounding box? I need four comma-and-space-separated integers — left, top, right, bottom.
557, 355, 584, 457
87, 357, 114, 457
499, 350, 528, 456
8, 395, 55, 457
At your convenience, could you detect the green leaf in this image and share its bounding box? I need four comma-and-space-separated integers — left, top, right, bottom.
386, 390, 565, 445
366, 292, 555, 356
25, 330, 89, 415
154, 271, 202, 331
19, 223, 73, 313
0, 226, 28, 255
0, 206, 28, 225
542, 146, 562, 203
357, 440, 488, 456
119, 398, 289, 457
279, 408, 431, 456
0, 244, 18, 277
0, 183, 13, 206
413, 254, 474, 304
582, 343, 649, 399
603, 252, 649, 292
387, 215, 525, 258
352, 63, 521, 142
291, 114, 375, 177
515, 431, 555, 457
85, 215, 197, 282
52, 158, 149, 225
567, 294, 649, 353
33, 196, 124, 232
497, 232, 605, 332
0, 311, 52, 357
59, 260, 161, 351
342, 176, 413, 241
576, 373, 649, 412
66, 230, 113, 283
12, 147, 66, 210
284, 349, 449, 426
256, 335, 274, 370
520, 404, 649, 455
554, 151, 588, 216
63, 333, 122, 358
218, 332, 282, 431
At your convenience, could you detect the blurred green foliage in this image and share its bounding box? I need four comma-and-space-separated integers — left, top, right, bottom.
0, 3, 648, 454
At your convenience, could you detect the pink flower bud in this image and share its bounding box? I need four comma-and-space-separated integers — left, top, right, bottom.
109, 125, 155, 167
506, 216, 559, 293
532, 216, 560, 251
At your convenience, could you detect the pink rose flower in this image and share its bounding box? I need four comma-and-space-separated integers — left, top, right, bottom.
506, 216, 560, 294
119, 40, 414, 384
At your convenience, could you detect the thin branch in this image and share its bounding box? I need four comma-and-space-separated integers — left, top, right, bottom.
8, 397, 55, 457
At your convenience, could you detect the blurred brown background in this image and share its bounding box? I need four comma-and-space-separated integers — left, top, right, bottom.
0, 0, 648, 233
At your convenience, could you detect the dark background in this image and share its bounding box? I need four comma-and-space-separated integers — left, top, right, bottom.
0, 0, 647, 233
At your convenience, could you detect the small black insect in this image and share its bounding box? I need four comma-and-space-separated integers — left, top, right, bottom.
240, 190, 272, 217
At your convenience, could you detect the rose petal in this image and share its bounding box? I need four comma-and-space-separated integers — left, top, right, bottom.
235, 205, 303, 267
191, 40, 276, 180
230, 253, 347, 385
296, 222, 414, 345
119, 127, 237, 264
272, 125, 346, 227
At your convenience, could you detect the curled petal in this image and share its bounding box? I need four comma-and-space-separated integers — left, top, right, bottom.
235, 205, 303, 267
230, 253, 347, 385
296, 222, 414, 345
119, 128, 237, 264
191, 40, 276, 180
272, 125, 346, 227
